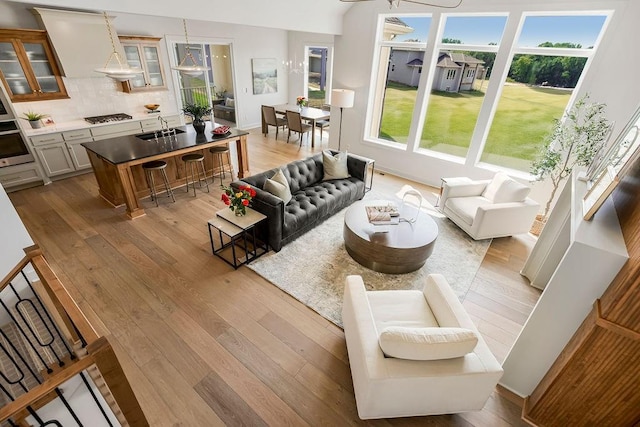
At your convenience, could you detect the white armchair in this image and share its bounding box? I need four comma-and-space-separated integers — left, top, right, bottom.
342, 274, 503, 419
440, 173, 540, 240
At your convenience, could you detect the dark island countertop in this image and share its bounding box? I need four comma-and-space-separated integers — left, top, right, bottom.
82, 122, 248, 165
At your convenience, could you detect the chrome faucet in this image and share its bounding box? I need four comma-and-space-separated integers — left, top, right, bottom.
158, 115, 169, 132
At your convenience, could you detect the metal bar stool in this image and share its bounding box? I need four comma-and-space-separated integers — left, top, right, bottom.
182, 152, 210, 196
142, 160, 175, 207
209, 145, 234, 185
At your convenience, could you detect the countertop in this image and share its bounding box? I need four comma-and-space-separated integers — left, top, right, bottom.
22, 111, 182, 136
81, 122, 248, 165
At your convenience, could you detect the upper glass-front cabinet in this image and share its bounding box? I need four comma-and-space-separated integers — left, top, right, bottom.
119, 36, 166, 93
0, 29, 68, 102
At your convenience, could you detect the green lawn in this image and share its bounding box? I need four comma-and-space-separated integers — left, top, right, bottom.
379, 82, 571, 169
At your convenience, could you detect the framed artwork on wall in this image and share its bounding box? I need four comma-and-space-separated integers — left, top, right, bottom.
251, 58, 277, 95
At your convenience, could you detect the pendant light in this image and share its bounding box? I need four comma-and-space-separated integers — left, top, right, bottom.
172, 19, 210, 77
94, 12, 143, 81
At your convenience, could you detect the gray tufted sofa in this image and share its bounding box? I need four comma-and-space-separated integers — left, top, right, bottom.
231, 151, 368, 252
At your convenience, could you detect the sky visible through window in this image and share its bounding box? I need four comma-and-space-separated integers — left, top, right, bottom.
518, 15, 607, 48
391, 15, 606, 47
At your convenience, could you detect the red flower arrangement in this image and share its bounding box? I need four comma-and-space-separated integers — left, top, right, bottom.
221, 184, 256, 216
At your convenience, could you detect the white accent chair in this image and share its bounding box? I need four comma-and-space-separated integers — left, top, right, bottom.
342, 274, 503, 419
439, 173, 540, 240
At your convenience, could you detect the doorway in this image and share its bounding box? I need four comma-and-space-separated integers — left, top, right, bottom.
305, 45, 333, 108
172, 42, 236, 125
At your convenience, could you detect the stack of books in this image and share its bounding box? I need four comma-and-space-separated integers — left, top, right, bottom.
366, 204, 400, 225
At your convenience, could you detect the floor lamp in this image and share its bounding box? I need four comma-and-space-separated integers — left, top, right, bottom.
331, 89, 355, 151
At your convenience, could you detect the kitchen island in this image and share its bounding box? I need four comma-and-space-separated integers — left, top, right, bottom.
82, 123, 249, 219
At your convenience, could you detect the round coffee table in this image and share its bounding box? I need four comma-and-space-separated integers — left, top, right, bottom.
343, 199, 438, 274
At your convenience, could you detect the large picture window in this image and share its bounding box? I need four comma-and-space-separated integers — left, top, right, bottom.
369, 16, 431, 144
419, 15, 506, 158
368, 12, 609, 174
481, 14, 607, 171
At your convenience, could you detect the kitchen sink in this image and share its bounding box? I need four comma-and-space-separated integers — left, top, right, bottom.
135, 128, 185, 140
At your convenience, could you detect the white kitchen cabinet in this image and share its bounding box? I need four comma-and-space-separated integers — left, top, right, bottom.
140, 114, 182, 132
66, 139, 92, 170
90, 121, 143, 140
0, 162, 42, 189
119, 36, 166, 93
35, 142, 74, 176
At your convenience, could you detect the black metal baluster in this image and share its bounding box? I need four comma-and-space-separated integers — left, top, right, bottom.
0, 328, 43, 385
27, 406, 63, 427
55, 387, 83, 427
80, 372, 114, 427
9, 283, 65, 367
21, 271, 76, 360
0, 380, 15, 401
0, 299, 52, 374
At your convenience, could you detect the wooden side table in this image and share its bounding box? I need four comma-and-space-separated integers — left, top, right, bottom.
207, 207, 268, 269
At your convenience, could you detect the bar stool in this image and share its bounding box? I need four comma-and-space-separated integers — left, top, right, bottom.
182, 153, 210, 196
142, 160, 175, 207
209, 145, 234, 185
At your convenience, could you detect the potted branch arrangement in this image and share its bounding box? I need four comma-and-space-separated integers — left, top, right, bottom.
182, 103, 212, 134
530, 93, 611, 235
21, 111, 48, 129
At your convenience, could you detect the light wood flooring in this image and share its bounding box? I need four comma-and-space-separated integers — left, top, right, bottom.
8, 128, 541, 426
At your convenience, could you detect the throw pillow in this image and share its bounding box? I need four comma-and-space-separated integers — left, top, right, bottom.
263, 169, 292, 204
378, 326, 478, 361
482, 172, 530, 203
225, 97, 235, 108
322, 150, 349, 181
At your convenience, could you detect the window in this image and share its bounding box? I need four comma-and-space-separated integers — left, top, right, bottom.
306, 46, 332, 108
367, 11, 609, 174
481, 14, 608, 171
369, 15, 431, 144
419, 15, 506, 157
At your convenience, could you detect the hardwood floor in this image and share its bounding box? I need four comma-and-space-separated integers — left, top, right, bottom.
8, 128, 540, 426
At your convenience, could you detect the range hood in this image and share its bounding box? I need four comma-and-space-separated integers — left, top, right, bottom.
32, 7, 127, 79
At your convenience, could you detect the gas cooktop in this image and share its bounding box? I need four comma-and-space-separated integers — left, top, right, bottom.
84, 113, 133, 124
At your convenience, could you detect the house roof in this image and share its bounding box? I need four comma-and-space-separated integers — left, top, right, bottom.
436, 52, 484, 68
406, 58, 423, 66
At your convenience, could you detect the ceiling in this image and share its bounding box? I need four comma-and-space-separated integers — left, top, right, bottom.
8, 0, 354, 34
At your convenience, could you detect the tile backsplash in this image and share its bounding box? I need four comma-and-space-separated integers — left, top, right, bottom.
13, 77, 177, 129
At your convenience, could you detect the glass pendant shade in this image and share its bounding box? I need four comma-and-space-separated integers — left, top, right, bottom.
94, 12, 143, 81
172, 19, 210, 76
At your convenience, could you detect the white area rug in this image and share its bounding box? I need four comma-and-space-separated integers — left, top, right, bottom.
247, 187, 491, 327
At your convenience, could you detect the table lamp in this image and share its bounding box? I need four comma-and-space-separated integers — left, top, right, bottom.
331, 89, 355, 151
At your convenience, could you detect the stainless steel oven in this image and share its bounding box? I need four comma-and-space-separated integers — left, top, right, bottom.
0, 86, 34, 167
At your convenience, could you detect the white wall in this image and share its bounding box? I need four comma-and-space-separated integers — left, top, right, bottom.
0, 183, 33, 278
333, 0, 639, 210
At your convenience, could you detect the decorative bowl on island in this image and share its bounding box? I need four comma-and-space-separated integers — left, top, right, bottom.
212, 125, 230, 135
144, 103, 160, 112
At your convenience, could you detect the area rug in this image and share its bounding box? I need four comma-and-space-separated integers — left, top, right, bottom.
247, 186, 491, 327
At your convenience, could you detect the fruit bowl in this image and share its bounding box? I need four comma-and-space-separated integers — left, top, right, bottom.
144, 104, 160, 112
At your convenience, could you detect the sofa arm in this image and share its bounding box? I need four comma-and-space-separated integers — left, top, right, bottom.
345, 153, 369, 182
231, 180, 285, 251
473, 199, 540, 239
440, 178, 489, 208
342, 275, 386, 375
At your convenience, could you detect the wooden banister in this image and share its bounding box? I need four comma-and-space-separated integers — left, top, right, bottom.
0, 246, 148, 425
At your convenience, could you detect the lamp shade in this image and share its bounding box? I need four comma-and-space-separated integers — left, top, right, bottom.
332, 89, 355, 108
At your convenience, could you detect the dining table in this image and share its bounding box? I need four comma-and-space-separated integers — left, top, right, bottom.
266, 104, 330, 148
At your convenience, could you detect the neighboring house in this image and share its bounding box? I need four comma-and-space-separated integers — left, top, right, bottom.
388, 50, 485, 92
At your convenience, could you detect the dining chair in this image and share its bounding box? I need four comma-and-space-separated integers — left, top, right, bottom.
262, 105, 287, 138
314, 103, 330, 141
286, 110, 312, 146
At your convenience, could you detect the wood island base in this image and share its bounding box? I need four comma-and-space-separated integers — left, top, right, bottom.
86, 133, 249, 219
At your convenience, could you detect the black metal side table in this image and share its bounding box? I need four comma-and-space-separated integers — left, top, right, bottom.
207, 207, 268, 269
